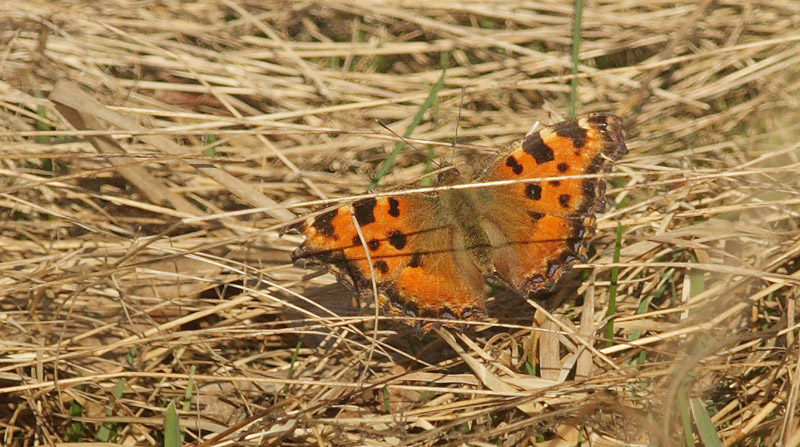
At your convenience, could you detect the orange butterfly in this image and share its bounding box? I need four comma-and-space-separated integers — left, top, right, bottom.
292, 113, 627, 334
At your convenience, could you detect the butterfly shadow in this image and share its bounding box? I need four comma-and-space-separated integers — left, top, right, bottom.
482, 268, 585, 335
284, 267, 587, 368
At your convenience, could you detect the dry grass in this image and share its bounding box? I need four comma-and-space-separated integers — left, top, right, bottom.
2, 1, 800, 446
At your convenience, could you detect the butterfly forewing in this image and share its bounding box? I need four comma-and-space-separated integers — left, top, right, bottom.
292, 194, 486, 333
477, 113, 627, 295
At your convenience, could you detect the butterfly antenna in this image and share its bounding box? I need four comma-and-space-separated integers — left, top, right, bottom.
377, 121, 446, 171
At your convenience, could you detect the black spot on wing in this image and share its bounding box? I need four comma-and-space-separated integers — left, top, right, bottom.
505, 156, 523, 175
522, 132, 555, 164
408, 251, 422, 268
552, 119, 587, 149
374, 260, 389, 274
559, 194, 571, 209
557, 163, 570, 173
525, 183, 542, 200
388, 230, 407, 250
528, 211, 545, 221
353, 198, 377, 226
388, 197, 400, 217
368, 239, 381, 250
312, 209, 338, 238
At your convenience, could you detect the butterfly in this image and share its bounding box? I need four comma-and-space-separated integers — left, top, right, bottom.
291, 113, 627, 334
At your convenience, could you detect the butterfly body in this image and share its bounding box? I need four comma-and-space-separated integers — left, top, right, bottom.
292, 113, 627, 333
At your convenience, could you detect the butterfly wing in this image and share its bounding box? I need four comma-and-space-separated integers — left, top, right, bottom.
292, 194, 486, 333
476, 113, 627, 295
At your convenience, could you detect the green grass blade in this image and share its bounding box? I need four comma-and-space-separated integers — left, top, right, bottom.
690, 398, 722, 447
96, 378, 126, 441
67, 383, 86, 441
382, 386, 391, 413
678, 381, 695, 447
182, 365, 195, 412
369, 52, 450, 190
164, 400, 181, 447
569, 0, 585, 118
690, 255, 706, 301
283, 338, 303, 394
